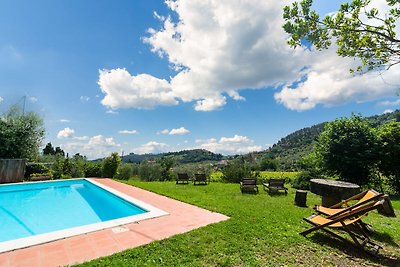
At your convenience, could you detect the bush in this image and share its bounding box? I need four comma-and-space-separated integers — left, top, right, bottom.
102, 152, 121, 178
0, 106, 45, 160
115, 164, 134, 180
25, 163, 50, 178
291, 170, 319, 190
84, 162, 102, 177
221, 159, 252, 183
138, 162, 162, 181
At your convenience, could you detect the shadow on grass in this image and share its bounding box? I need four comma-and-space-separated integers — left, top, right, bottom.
370, 231, 400, 248
308, 233, 400, 266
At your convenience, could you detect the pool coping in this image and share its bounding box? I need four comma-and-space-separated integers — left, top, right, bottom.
0, 178, 169, 253
0, 179, 229, 267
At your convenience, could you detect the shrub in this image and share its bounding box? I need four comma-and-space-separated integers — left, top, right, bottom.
221, 159, 252, 183
25, 163, 50, 178
115, 164, 134, 180
291, 170, 319, 190
84, 162, 102, 177
102, 152, 121, 178
138, 161, 162, 181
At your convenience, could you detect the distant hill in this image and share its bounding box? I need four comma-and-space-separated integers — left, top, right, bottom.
254, 110, 400, 170
121, 149, 223, 164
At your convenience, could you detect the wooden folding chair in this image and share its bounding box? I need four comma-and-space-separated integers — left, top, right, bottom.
301, 199, 386, 254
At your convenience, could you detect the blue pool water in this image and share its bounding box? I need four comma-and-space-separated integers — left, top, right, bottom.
0, 179, 147, 242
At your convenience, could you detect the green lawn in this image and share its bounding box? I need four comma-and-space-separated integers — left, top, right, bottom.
78, 181, 400, 266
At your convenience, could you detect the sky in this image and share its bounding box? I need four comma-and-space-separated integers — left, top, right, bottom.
0, 0, 399, 159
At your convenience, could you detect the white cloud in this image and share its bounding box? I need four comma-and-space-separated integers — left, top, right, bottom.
98, 69, 178, 110
134, 141, 169, 154
169, 127, 190, 135
57, 127, 75, 139
378, 99, 400, 107
61, 135, 121, 159
274, 47, 400, 111
196, 134, 262, 155
106, 109, 118, 114
80, 96, 90, 102
118, 129, 138, 135
0, 97, 3, 103
57, 127, 89, 141
98, 1, 303, 111
157, 127, 190, 135
383, 109, 394, 114
59, 119, 70, 123
28, 96, 38, 103
98, 0, 399, 112
158, 129, 170, 135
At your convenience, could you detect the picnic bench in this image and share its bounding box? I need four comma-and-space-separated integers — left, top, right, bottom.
263, 179, 288, 195
194, 173, 208, 185
176, 173, 190, 184
240, 178, 259, 193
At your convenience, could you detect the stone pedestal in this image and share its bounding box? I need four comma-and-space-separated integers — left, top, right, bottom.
310, 179, 360, 207
295, 190, 307, 207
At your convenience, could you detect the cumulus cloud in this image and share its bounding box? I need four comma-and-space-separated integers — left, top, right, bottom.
57, 127, 89, 140
134, 141, 169, 154
57, 127, 75, 139
98, 0, 399, 112
118, 129, 138, 135
196, 134, 262, 155
383, 109, 394, 114
98, 1, 303, 111
61, 135, 121, 159
378, 99, 400, 107
98, 69, 177, 110
157, 127, 190, 135
0, 97, 3, 103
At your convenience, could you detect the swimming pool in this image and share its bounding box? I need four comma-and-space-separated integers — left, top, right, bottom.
0, 179, 168, 252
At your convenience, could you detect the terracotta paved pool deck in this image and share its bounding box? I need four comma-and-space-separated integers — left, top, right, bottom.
0, 178, 229, 267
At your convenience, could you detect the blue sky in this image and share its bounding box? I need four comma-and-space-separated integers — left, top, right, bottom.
1, 0, 399, 159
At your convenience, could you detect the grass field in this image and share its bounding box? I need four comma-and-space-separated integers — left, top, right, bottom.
78, 181, 400, 266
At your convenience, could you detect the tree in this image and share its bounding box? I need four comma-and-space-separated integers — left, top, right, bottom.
158, 157, 175, 181
283, 0, 400, 72
55, 147, 65, 157
314, 115, 378, 185
378, 121, 400, 193
43, 142, 55, 155
221, 159, 253, 183
0, 105, 45, 160
102, 152, 121, 178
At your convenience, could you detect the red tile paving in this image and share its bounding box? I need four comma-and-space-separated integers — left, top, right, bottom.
0, 179, 229, 267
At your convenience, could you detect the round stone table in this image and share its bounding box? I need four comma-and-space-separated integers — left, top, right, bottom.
310, 179, 361, 207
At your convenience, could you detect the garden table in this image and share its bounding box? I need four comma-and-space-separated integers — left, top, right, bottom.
310, 179, 360, 207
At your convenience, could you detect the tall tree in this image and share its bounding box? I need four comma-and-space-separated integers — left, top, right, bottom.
43, 142, 55, 155
315, 115, 378, 185
0, 105, 45, 160
283, 0, 400, 72
378, 121, 400, 193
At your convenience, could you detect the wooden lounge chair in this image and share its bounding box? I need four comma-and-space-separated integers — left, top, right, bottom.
194, 173, 208, 185
176, 173, 190, 184
240, 178, 258, 193
314, 189, 384, 219
301, 199, 386, 254
263, 179, 288, 195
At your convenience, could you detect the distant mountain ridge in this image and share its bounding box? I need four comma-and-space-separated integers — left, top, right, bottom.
121, 149, 223, 164
114, 110, 399, 168
253, 110, 400, 170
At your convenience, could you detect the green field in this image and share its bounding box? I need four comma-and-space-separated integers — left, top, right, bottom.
78, 181, 400, 267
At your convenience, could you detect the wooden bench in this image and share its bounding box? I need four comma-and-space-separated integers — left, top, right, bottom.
176, 173, 190, 184
240, 178, 259, 193
263, 179, 288, 195
194, 173, 208, 185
